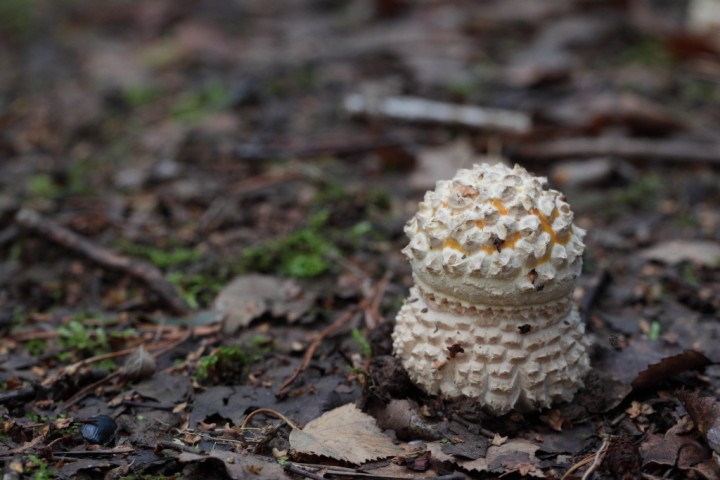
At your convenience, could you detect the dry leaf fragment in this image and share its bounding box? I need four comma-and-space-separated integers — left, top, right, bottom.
677, 390, 720, 455
428, 438, 544, 477
120, 345, 156, 381
640, 240, 720, 267
289, 403, 402, 465
213, 274, 314, 334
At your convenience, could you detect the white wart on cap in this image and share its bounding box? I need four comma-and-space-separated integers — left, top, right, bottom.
392, 163, 590, 414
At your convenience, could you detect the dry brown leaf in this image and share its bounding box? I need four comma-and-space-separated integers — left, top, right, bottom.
676, 390, 720, 455
289, 403, 402, 465
213, 274, 314, 334
640, 240, 720, 267
428, 438, 544, 477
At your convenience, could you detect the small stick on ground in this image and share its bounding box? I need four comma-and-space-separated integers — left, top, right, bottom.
283, 463, 325, 480
241, 408, 300, 430
277, 296, 373, 398
15, 209, 190, 315
0, 388, 35, 405
517, 137, 720, 165
364, 273, 391, 330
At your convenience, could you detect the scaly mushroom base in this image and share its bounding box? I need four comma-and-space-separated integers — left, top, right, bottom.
392, 286, 590, 414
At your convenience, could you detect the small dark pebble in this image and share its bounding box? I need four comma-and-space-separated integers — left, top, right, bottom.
80, 415, 117, 444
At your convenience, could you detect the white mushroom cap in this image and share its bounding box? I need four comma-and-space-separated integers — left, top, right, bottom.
393, 163, 590, 414
404, 163, 585, 306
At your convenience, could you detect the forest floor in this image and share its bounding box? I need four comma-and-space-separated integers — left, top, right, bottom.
1, 1, 720, 479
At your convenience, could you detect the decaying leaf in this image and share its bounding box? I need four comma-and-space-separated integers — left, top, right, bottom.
596, 339, 710, 392
676, 390, 720, 455
640, 421, 715, 474
178, 450, 290, 480
428, 438, 544, 477
640, 240, 720, 267
213, 274, 315, 334
289, 403, 402, 465
632, 349, 710, 391
120, 345, 156, 381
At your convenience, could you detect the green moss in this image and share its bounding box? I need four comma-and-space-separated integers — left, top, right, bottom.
171, 82, 231, 123
58, 319, 110, 356
196, 345, 260, 384
27, 454, 53, 480
166, 271, 223, 310
116, 241, 203, 268
26, 339, 47, 357
0, 0, 40, 40
26, 174, 61, 199
123, 85, 164, 108
239, 211, 335, 278
611, 174, 664, 208
351, 328, 372, 358
618, 36, 674, 69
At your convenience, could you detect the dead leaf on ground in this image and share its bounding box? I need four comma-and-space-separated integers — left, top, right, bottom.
640, 240, 720, 267
289, 403, 402, 465
676, 390, 720, 455
213, 274, 315, 334
409, 138, 494, 191
178, 450, 290, 480
632, 349, 710, 391
375, 399, 440, 441
596, 339, 710, 391
428, 438, 544, 477
640, 420, 720, 478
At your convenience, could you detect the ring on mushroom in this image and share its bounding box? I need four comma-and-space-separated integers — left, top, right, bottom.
392, 163, 590, 414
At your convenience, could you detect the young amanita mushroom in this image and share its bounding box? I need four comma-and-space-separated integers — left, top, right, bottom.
392, 163, 590, 414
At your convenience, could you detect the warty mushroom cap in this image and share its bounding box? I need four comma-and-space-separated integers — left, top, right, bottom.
403, 162, 586, 306
393, 162, 590, 414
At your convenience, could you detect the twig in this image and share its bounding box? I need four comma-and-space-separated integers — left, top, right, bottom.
121, 400, 175, 411
344, 94, 531, 133
277, 297, 371, 397
364, 273, 391, 330
156, 440, 205, 455
52, 446, 135, 457
517, 137, 720, 165
232, 136, 408, 162
59, 371, 122, 411
581, 268, 609, 324
561, 437, 610, 480
581, 437, 610, 480
15, 209, 190, 315
283, 463, 325, 480
240, 408, 300, 430
0, 387, 35, 405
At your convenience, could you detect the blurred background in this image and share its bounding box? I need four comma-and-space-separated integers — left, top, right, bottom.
1, 0, 719, 318
1, 1, 720, 477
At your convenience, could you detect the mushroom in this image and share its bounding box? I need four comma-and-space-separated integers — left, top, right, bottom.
392, 163, 590, 414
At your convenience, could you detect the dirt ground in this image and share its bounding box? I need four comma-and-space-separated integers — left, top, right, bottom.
1, 1, 720, 479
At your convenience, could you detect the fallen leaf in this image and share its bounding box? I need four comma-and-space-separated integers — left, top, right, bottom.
428, 438, 544, 477
632, 349, 710, 391
409, 138, 495, 191
213, 274, 315, 334
178, 450, 289, 480
641, 240, 720, 267
596, 339, 710, 391
676, 390, 720, 455
289, 403, 402, 465
640, 421, 711, 471
120, 345, 156, 382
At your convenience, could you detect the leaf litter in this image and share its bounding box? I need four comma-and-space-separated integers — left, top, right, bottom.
289, 403, 403, 465
1, 0, 720, 478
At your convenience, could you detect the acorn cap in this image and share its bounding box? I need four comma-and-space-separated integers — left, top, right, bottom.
403, 163, 585, 306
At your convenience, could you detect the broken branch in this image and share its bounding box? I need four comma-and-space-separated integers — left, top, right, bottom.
517, 137, 720, 165
15, 209, 190, 315
344, 93, 531, 133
